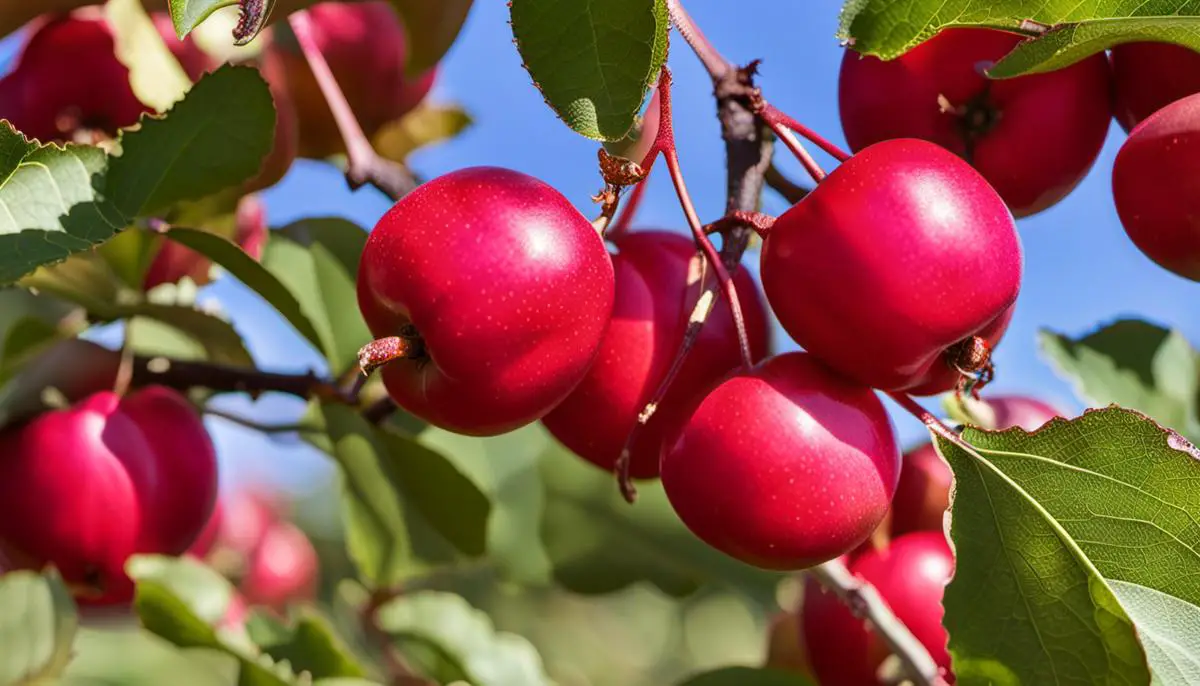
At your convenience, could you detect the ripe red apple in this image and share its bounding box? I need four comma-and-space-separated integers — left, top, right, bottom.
987, 394, 1062, 431
1111, 42, 1200, 132
1112, 92, 1200, 281
271, 1, 436, 159
542, 230, 770, 479
0, 12, 149, 143
0, 387, 218, 604
144, 194, 269, 290
239, 521, 318, 611
802, 532, 955, 685
760, 138, 1021, 394
357, 167, 614, 436
839, 28, 1113, 216
187, 498, 224, 559
661, 352, 900, 570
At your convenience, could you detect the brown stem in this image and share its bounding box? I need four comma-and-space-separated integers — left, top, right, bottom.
288, 10, 416, 200
130, 356, 352, 403
764, 164, 811, 204
608, 170, 651, 240
362, 396, 399, 425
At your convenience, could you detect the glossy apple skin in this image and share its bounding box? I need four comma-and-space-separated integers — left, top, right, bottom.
0, 387, 217, 604
1113, 92, 1200, 281
273, 1, 436, 159
144, 194, 269, 290
358, 167, 614, 436
543, 230, 770, 479
0, 13, 148, 142
761, 139, 1022, 394
240, 521, 318, 611
1112, 42, 1200, 132
802, 532, 955, 685
891, 395, 1061, 537
661, 352, 900, 570
839, 28, 1112, 217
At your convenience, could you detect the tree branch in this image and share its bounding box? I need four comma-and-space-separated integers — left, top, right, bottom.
130, 355, 351, 403
764, 164, 811, 204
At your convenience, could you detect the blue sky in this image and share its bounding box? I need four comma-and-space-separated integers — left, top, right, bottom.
4, 1, 1199, 492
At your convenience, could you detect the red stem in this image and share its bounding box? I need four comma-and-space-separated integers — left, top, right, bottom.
886, 391, 975, 452
666, 0, 730, 77
759, 104, 851, 162
763, 118, 827, 182
608, 171, 650, 240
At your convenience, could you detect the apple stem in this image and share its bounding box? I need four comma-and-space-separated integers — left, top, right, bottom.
666, 0, 731, 78
758, 103, 852, 163
888, 391, 978, 455
288, 10, 417, 200
810, 558, 949, 686
764, 164, 811, 204
607, 170, 651, 240
362, 396, 399, 425
762, 116, 827, 182
358, 333, 426, 376
703, 211, 776, 239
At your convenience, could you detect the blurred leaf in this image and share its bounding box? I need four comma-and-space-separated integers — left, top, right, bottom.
539, 439, 781, 600
311, 681, 383, 686
245, 609, 367, 680
678, 667, 814, 686
106, 65, 273, 217
390, 0, 474, 77
165, 228, 324, 352
936, 409, 1198, 684
0, 338, 120, 428
169, 0, 240, 36
839, 0, 1200, 73
1040, 320, 1200, 440
127, 555, 234, 626
373, 104, 472, 162
0, 288, 81, 385
98, 228, 159, 290
990, 18, 1200, 76
0, 569, 77, 686
129, 304, 253, 365
0, 122, 123, 284
107, 0, 193, 111
265, 220, 371, 375
376, 591, 551, 686
63, 628, 239, 686
320, 403, 415, 588
509, 0, 668, 141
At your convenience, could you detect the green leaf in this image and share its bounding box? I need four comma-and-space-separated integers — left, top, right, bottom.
0, 569, 77, 686
63, 629, 239, 686
264, 220, 371, 375
0, 123, 124, 284
538, 438, 781, 600
106, 65, 274, 217
838, 0, 1200, 75
165, 228, 325, 352
169, 0, 239, 37
677, 667, 815, 686
1109, 581, 1200, 685
0, 338, 120, 429
510, 0, 669, 141
244, 610, 367, 680
0, 288, 81, 385
373, 104, 473, 162
127, 555, 234, 626
937, 411, 1179, 684
391, 0, 475, 77
107, 0, 193, 111
128, 304, 254, 365
375, 591, 551, 686
1040, 320, 1200, 440
320, 403, 415, 588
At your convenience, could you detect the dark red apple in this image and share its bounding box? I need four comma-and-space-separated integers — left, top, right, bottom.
1112, 91, 1200, 281
0, 12, 149, 143
0, 387, 218, 604
839, 28, 1113, 216
143, 193, 269, 290
357, 166, 614, 436
239, 521, 318, 611
271, 1, 436, 159
760, 139, 1022, 394
661, 352, 900, 570
543, 230, 770, 479
802, 531, 955, 685
1111, 42, 1200, 132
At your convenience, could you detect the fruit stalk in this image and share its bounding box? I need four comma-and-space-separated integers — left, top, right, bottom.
287, 9, 416, 199
809, 559, 949, 686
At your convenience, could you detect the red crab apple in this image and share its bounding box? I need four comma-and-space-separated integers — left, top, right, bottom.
661, 352, 900, 570
0, 387, 217, 604
839, 28, 1113, 216
543, 230, 770, 479
0, 11, 148, 143
891, 395, 1062, 537
760, 138, 1022, 394
144, 194, 269, 290
272, 1, 436, 159
357, 167, 614, 436
1111, 42, 1200, 132
239, 521, 318, 611
1112, 91, 1200, 281
802, 531, 955, 685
